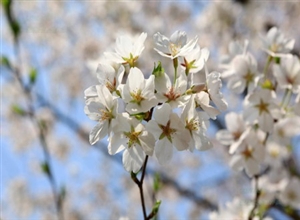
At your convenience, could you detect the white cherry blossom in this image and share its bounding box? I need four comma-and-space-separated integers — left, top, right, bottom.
216, 112, 246, 152
97, 63, 125, 94
209, 198, 253, 220
153, 30, 198, 59
108, 113, 155, 172
84, 85, 118, 145
181, 45, 209, 74
206, 71, 228, 111
146, 103, 190, 165
122, 67, 157, 114
104, 32, 147, 67
261, 27, 295, 57
271, 116, 300, 146
181, 95, 212, 151
223, 53, 259, 94
243, 89, 279, 133
220, 40, 249, 67
155, 70, 188, 108
278, 177, 300, 209
273, 55, 300, 93
229, 129, 265, 177
194, 91, 220, 120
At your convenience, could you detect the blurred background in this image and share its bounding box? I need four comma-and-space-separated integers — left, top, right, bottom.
1, 1, 300, 219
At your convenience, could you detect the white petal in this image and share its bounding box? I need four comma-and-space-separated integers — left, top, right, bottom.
245, 158, 260, 177
155, 138, 173, 165
153, 103, 171, 125
146, 120, 162, 139
122, 148, 145, 173
89, 122, 108, 145
108, 133, 126, 155
128, 67, 145, 91
216, 130, 234, 146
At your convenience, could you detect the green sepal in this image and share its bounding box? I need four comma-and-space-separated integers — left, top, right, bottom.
130, 112, 146, 121
274, 57, 280, 64
152, 61, 164, 77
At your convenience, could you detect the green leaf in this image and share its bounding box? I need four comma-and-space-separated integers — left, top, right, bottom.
1, 56, 11, 69
11, 104, 26, 115
2, 0, 21, 39
151, 200, 161, 217
11, 20, 20, 38
1, 0, 10, 9
41, 162, 51, 176
29, 68, 37, 84
153, 173, 161, 192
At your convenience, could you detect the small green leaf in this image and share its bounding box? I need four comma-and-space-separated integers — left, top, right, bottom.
29, 68, 37, 84
11, 104, 26, 115
151, 200, 161, 217
41, 162, 51, 176
1, 56, 11, 69
153, 173, 161, 192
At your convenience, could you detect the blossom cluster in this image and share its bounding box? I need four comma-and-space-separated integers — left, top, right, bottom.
215, 27, 300, 214
84, 31, 227, 173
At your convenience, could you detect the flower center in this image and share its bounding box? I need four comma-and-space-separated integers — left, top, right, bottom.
185, 119, 199, 134
123, 53, 138, 67
270, 43, 279, 52
269, 148, 279, 158
124, 128, 142, 148
105, 77, 117, 93
169, 43, 181, 56
242, 147, 253, 159
164, 87, 181, 102
99, 108, 114, 122
158, 120, 176, 143
130, 89, 145, 105
255, 99, 270, 115
243, 71, 254, 84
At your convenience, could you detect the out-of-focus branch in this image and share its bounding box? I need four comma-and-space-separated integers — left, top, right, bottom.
36, 93, 218, 211
2, 0, 64, 219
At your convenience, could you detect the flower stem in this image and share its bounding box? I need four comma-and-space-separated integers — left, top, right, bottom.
131, 155, 149, 220
263, 55, 273, 78
173, 58, 178, 85
248, 175, 261, 220
281, 89, 292, 108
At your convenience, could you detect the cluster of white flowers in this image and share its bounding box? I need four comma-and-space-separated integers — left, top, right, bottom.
84, 31, 227, 172
215, 27, 300, 214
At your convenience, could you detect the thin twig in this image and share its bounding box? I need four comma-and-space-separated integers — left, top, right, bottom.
248, 175, 260, 220
131, 155, 149, 220
12, 38, 64, 220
